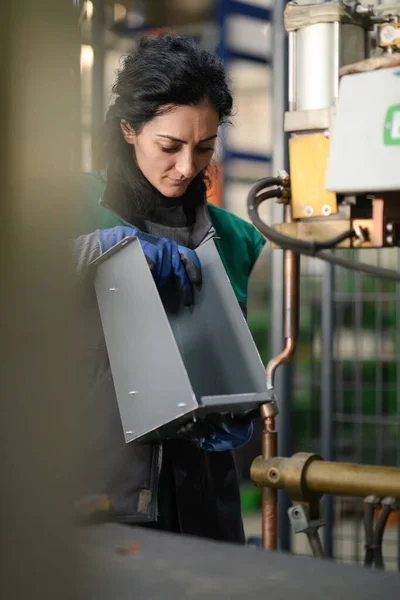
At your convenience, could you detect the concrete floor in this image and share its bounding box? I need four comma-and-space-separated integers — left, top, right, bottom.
243, 511, 399, 572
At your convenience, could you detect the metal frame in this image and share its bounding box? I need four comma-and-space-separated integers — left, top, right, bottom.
214, 0, 272, 205
321, 261, 335, 557
271, 0, 292, 552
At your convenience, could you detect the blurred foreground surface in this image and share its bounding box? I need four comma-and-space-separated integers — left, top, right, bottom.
81, 523, 400, 599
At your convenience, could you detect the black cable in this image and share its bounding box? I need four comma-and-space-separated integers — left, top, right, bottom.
249, 188, 356, 253
251, 176, 284, 195
364, 503, 375, 567
373, 504, 392, 569
312, 250, 400, 283
248, 181, 400, 284
250, 187, 356, 253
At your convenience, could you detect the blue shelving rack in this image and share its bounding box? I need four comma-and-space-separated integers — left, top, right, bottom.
214, 0, 272, 205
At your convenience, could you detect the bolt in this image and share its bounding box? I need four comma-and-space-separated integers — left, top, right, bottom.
177, 402, 187, 408
322, 204, 332, 216
125, 431, 133, 437
129, 390, 137, 395
304, 206, 314, 217
109, 287, 118, 291
268, 468, 278, 480
386, 235, 394, 245
386, 223, 394, 232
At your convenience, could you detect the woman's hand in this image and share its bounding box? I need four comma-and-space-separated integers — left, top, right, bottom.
96, 226, 202, 305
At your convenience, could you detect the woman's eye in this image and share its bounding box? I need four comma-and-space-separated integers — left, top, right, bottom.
161, 146, 179, 154
196, 147, 214, 154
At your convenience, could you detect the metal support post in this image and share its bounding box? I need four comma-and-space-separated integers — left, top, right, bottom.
271, 0, 291, 553
321, 262, 335, 557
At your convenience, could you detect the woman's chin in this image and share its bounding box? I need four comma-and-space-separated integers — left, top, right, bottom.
159, 181, 189, 197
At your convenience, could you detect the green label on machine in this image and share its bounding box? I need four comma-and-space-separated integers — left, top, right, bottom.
384, 104, 400, 145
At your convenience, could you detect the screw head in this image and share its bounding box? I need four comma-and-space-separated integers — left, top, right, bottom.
386, 235, 394, 245
304, 206, 314, 217
386, 223, 394, 232
322, 204, 332, 216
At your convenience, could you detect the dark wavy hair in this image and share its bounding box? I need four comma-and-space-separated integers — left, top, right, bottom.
103, 34, 233, 219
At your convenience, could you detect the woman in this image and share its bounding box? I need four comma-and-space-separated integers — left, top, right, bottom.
74, 34, 265, 543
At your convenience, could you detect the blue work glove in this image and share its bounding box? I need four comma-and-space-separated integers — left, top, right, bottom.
96, 226, 202, 306
178, 415, 254, 452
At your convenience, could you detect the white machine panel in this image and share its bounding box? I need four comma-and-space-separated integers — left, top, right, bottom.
325, 66, 400, 193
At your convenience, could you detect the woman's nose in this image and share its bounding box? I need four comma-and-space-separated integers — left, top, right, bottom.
175, 152, 197, 179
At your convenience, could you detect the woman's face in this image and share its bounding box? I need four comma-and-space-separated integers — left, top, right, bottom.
121, 102, 219, 197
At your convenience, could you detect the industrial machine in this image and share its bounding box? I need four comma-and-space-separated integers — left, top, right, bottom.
247, 0, 400, 564
83, 0, 400, 575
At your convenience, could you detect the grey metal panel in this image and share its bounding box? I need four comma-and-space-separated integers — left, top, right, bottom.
166, 240, 269, 401
94, 238, 269, 443
94, 238, 199, 443
326, 67, 400, 193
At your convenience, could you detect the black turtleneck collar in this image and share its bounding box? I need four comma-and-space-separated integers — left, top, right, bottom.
100, 173, 212, 249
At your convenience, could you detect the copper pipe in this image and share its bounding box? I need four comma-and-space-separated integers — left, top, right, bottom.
261, 413, 277, 549
371, 197, 384, 247
283, 250, 299, 338
260, 206, 300, 551
266, 246, 299, 390
266, 336, 296, 391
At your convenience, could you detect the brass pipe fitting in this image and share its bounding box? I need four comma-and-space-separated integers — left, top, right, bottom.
251, 453, 400, 501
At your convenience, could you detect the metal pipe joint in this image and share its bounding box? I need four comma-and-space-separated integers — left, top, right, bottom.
251, 453, 400, 502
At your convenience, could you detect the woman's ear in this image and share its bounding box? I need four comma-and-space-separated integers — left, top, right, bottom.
120, 120, 135, 145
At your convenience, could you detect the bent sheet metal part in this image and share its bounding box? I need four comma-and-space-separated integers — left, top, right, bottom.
93, 238, 271, 442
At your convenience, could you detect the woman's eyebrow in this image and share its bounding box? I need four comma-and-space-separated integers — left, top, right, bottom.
156, 134, 218, 144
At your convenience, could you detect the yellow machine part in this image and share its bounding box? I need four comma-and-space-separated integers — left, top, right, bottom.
289, 133, 337, 220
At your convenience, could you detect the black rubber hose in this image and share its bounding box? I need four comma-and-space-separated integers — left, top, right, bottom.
250, 176, 285, 195
248, 183, 400, 284
364, 503, 375, 567
372, 503, 392, 569
249, 187, 356, 254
